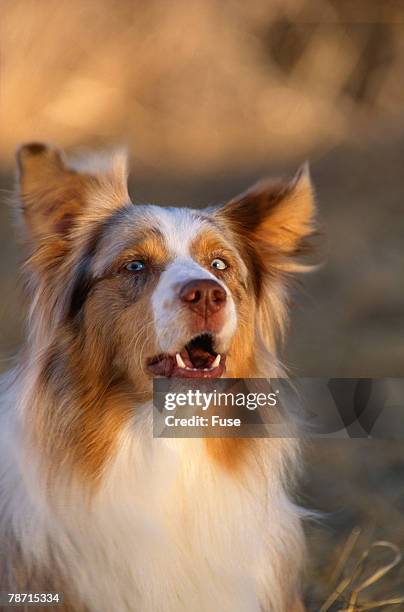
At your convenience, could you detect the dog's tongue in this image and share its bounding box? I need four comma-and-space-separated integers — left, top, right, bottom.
147, 345, 215, 376
180, 348, 193, 368
185, 346, 214, 369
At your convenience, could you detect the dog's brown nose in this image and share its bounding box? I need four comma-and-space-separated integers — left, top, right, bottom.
179, 279, 226, 318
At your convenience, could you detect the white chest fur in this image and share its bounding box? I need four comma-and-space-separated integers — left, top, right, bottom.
2, 401, 304, 612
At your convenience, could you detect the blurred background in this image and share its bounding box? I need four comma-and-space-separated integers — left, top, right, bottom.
1, 0, 404, 608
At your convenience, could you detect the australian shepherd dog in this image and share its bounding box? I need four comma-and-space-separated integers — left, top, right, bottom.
0, 143, 317, 611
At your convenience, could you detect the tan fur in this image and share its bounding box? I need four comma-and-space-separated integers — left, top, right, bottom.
291, 597, 306, 612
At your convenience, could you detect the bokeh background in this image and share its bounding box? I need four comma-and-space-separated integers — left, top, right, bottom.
1, 1, 404, 609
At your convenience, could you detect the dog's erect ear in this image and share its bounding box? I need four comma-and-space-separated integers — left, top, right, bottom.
216, 164, 316, 261
17, 143, 129, 242
17, 143, 82, 239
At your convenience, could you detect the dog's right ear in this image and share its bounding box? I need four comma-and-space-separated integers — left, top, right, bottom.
16, 142, 129, 244
17, 143, 87, 241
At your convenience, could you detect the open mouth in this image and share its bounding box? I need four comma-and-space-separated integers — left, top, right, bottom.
146, 334, 226, 378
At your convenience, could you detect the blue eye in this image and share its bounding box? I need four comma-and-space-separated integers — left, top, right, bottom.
211, 258, 227, 270
125, 260, 145, 272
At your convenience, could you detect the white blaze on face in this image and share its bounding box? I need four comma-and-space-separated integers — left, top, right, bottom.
150, 207, 237, 353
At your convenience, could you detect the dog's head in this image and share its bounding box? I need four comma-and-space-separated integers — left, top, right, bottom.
17, 143, 316, 393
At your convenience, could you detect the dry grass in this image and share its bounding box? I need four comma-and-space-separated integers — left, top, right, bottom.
320, 529, 404, 611
303, 441, 404, 612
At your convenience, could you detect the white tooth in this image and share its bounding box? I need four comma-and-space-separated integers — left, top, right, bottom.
211, 354, 221, 369
176, 353, 186, 368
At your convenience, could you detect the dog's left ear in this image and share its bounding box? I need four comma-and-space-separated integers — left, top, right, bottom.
216, 164, 316, 260
17, 143, 129, 243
